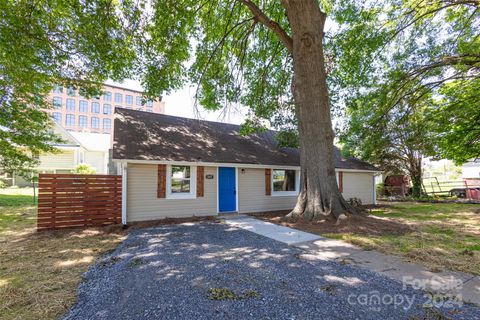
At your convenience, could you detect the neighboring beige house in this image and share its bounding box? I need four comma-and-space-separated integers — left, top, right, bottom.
10, 123, 111, 186
113, 108, 379, 225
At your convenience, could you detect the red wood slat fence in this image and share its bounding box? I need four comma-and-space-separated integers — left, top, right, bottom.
37, 174, 122, 230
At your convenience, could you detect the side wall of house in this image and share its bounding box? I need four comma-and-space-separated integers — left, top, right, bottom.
238, 168, 297, 213
342, 172, 375, 205
38, 151, 75, 170
126, 164, 217, 222
84, 151, 108, 174
125, 164, 375, 221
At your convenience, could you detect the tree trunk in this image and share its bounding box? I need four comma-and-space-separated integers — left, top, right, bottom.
408, 156, 423, 198
282, 0, 357, 220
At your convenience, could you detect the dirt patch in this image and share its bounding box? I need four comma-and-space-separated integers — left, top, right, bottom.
250, 211, 414, 237
0, 207, 126, 320
128, 216, 217, 230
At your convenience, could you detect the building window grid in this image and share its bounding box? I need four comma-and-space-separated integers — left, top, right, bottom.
91, 117, 99, 129
66, 98, 75, 111
79, 115, 87, 128
103, 91, 112, 101
65, 114, 75, 126
103, 104, 112, 115
52, 112, 62, 123
79, 100, 88, 113
114, 93, 122, 103
136, 96, 143, 106
125, 95, 133, 105
91, 102, 100, 114
52, 97, 62, 109
103, 118, 112, 131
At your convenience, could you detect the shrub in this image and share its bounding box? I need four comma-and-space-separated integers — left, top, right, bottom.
71, 164, 96, 174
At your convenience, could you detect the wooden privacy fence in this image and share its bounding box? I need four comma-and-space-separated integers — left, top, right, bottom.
37, 174, 122, 230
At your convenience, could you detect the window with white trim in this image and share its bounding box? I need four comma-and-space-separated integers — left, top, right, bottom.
167, 165, 196, 198
272, 169, 299, 195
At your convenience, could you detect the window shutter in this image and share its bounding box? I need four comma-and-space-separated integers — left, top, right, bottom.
265, 169, 271, 196
157, 164, 166, 198
338, 171, 343, 193
197, 166, 204, 197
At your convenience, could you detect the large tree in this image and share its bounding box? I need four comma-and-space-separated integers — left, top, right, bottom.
335, 0, 479, 171
1, 0, 138, 175
341, 84, 436, 197
137, 0, 363, 220
3, 0, 354, 219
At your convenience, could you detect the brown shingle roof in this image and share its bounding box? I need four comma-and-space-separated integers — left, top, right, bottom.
113, 108, 378, 171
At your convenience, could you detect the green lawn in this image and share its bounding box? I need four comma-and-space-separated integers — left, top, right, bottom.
325, 202, 480, 275
0, 189, 35, 207
0, 188, 125, 320
0, 188, 35, 232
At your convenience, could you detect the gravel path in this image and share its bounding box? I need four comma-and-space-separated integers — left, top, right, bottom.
63, 222, 480, 320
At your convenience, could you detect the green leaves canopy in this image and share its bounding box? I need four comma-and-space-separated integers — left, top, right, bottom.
336, 0, 480, 166
138, 1, 293, 123
1, 0, 138, 173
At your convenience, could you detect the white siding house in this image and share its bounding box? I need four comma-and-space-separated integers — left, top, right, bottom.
11, 124, 111, 186
113, 109, 379, 224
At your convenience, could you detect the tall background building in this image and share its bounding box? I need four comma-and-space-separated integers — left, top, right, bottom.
46, 83, 165, 134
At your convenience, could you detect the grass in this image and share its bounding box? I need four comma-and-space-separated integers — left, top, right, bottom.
325, 202, 480, 275
0, 188, 35, 207
0, 189, 126, 320
252, 202, 480, 275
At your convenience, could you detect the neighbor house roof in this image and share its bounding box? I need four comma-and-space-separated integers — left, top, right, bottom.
113, 108, 378, 171
69, 131, 111, 152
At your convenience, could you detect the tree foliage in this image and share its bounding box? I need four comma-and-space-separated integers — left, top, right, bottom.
136, 0, 295, 124
0, 0, 139, 174
71, 164, 96, 175
337, 0, 479, 173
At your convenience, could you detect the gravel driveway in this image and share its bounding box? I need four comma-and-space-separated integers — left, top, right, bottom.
63, 221, 480, 320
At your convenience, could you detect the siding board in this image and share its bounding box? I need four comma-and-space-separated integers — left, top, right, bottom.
239, 168, 296, 213
127, 164, 217, 222
342, 172, 374, 205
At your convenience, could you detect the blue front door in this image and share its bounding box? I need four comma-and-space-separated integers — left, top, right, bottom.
218, 167, 236, 212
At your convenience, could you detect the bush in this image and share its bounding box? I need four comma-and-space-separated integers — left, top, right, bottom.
71, 164, 96, 174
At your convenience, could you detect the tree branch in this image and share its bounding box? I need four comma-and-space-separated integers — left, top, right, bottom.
238, 0, 293, 54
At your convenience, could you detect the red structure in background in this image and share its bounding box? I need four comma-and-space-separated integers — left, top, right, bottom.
464, 178, 480, 200
384, 175, 410, 197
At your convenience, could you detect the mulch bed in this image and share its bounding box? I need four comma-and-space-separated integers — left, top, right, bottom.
249, 209, 413, 237
128, 216, 217, 230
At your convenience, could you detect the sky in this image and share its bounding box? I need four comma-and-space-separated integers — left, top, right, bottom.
106, 80, 246, 125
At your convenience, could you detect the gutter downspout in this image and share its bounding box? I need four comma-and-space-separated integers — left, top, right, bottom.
121, 162, 128, 227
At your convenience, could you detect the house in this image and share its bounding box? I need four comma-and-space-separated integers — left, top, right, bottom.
462, 158, 480, 178
9, 123, 111, 186
113, 108, 379, 224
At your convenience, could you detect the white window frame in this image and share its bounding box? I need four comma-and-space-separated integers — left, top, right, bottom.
271, 168, 300, 196
166, 165, 197, 199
